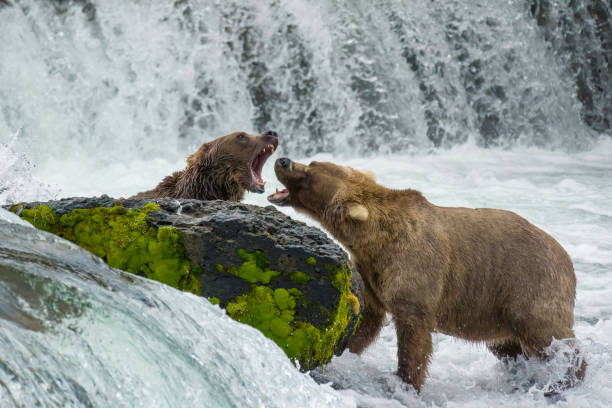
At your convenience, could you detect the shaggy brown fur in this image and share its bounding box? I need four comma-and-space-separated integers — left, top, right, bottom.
269, 158, 586, 392
132, 131, 278, 201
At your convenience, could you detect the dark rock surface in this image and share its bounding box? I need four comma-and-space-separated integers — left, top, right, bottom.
6, 196, 363, 368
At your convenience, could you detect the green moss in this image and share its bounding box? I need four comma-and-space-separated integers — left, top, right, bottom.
306, 256, 317, 266
15, 204, 202, 296
225, 249, 280, 284
216, 264, 224, 272
331, 267, 351, 292
289, 271, 312, 285
270, 317, 292, 338
273, 288, 295, 310
287, 288, 303, 298
226, 262, 358, 370
179, 265, 204, 295
20, 205, 60, 231
208, 297, 220, 305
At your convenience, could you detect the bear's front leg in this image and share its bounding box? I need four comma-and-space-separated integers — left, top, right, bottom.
349, 281, 386, 354
394, 313, 433, 392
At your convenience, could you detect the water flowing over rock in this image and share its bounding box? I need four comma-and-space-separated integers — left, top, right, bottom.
0, 218, 348, 407
6, 196, 363, 370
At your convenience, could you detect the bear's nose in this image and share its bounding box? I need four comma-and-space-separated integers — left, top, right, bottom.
277, 157, 291, 169
264, 130, 278, 139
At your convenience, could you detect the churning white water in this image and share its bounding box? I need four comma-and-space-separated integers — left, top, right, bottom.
1, 0, 611, 407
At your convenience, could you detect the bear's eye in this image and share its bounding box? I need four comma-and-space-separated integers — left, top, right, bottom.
237, 133, 246, 140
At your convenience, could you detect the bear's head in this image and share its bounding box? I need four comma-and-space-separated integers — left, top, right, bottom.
185, 130, 279, 194
268, 158, 376, 235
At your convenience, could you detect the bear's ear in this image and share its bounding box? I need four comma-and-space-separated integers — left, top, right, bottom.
347, 202, 369, 222
186, 152, 197, 168
359, 170, 376, 182
186, 142, 216, 169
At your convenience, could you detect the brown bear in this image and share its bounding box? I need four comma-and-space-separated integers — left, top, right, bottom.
268, 158, 586, 392
132, 131, 278, 201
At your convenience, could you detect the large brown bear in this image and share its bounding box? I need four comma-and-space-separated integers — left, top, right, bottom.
132, 131, 278, 201
268, 158, 585, 392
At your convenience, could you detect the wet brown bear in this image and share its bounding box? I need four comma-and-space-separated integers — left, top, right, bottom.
268, 158, 585, 392
132, 131, 279, 201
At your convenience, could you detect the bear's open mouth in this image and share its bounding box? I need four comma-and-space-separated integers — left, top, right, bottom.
250, 139, 278, 193
267, 188, 290, 205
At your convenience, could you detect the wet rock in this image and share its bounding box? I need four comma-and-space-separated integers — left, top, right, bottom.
5, 196, 362, 370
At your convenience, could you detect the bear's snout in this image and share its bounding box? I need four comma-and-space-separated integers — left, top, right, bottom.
276, 157, 291, 169
264, 130, 279, 139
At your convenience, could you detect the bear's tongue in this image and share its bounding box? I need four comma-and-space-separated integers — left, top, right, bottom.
267, 188, 290, 205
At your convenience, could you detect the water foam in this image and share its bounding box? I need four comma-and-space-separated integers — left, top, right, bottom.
0, 131, 59, 205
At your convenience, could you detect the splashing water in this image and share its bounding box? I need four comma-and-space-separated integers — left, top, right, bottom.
0, 130, 58, 204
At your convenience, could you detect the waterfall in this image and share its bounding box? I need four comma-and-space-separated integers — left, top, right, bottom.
0, 0, 608, 170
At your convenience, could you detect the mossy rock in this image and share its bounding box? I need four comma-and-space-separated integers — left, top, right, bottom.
6, 196, 362, 370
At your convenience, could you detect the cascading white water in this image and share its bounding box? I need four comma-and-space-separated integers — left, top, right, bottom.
0, 0, 602, 167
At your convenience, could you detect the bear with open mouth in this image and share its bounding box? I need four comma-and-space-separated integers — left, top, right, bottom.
268, 157, 586, 393
132, 130, 278, 201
